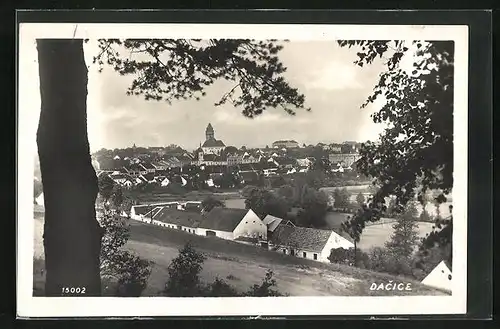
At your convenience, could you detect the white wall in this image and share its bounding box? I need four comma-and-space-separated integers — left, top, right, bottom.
233, 210, 267, 240
319, 231, 354, 262
422, 261, 452, 292
275, 246, 322, 262
196, 228, 234, 240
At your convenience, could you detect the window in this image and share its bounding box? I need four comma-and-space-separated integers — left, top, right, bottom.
302, 252, 307, 258
313, 254, 318, 260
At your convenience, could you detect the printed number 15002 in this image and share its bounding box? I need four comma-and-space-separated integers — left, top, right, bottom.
61, 287, 86, 294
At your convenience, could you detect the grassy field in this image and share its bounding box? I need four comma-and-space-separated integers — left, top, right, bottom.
33, 215, 449, 297
323, 212, 435, 251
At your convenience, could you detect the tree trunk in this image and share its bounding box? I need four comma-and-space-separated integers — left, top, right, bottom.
37, 39, 102, 296
353, 240, 357, 267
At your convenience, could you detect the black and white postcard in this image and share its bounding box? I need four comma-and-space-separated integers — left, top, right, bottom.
17, 22, 468, 317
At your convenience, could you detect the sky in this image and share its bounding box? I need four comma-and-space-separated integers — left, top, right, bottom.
20, 38, 405, 152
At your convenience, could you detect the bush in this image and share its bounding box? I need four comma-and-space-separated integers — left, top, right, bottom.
163, 243, 207, 297
366, 247, 414, 277
328, 247, 370, 268
163, 244, 286, 297
244, 270, 283, 297
205, 277, 240, 297
114, 251, 153, 297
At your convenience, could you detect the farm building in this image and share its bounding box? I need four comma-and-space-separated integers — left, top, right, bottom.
130, 205, 156, 222
152, 208, 202, 234
268, 223, 354, 263
262, 214, 284, 233
421, 260, 452, 292
197, 208, 267, 242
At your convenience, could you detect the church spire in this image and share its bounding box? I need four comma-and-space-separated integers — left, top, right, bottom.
205, 123, 215, 140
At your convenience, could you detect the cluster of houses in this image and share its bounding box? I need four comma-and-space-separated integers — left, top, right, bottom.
127, 202, 355, 263
94, 123, 363, 189
125, 201, 453, 291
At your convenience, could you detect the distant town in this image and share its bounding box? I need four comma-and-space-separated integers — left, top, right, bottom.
89, 123, 364, 190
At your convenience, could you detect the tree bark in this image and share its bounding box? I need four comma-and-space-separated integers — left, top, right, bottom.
37, 39, 102, 296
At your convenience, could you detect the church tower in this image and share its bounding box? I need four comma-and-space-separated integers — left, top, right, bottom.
205, 123, 214, 140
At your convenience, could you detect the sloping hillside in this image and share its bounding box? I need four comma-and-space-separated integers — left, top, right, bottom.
33, 216, 449, 296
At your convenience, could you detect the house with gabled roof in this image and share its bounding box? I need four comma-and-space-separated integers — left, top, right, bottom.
109, 173, 134, 188
421, 260, 452, 292
269, 223, 354, 262
197, 208, 267, 242
140, 162, 156, 173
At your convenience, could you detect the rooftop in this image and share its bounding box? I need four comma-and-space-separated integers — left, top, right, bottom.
198, 208, 249, 232
202, 138, 226, 148
270, 224, 333, 253
154, 208, 203, 228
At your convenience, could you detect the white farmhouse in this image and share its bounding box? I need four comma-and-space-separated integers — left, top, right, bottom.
197, 208, 267, 242
421, 260, 452, 292
269, 223, 354, 263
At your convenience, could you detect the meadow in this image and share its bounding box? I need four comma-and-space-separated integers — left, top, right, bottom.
32, 214, 448, 297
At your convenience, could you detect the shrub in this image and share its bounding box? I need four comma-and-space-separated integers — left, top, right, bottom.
366, 247, 414, 277
114, 251, 153, 297
245, 270, 283, 297
163, 243, 206, 297
205, 277, 240, 297
328, 247, 370, 268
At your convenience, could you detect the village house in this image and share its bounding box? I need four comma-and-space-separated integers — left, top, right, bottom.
328, 153, 361, 167
140, 162, 156, 174
268, 223, 354, 262
421, 260, 452, 292
196, 208, 267, 242
109, 173, 134, 188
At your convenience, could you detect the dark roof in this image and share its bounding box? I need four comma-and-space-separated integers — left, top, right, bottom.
240, 171, 260, 182
270, 224, 333, 252
155, 208, 203, 227
141, 162, 156, 170
129, 163, 146, 172
141, 172, 156, 181
198, 208, 249, 232
202, 138, 225, 147
132, 205, 152, 215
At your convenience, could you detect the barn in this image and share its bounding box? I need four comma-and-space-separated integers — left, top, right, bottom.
269, 223, 354, 263
196, 208, 267, 242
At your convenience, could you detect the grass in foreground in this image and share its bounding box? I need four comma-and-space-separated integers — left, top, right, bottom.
32, 218, 450, 297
